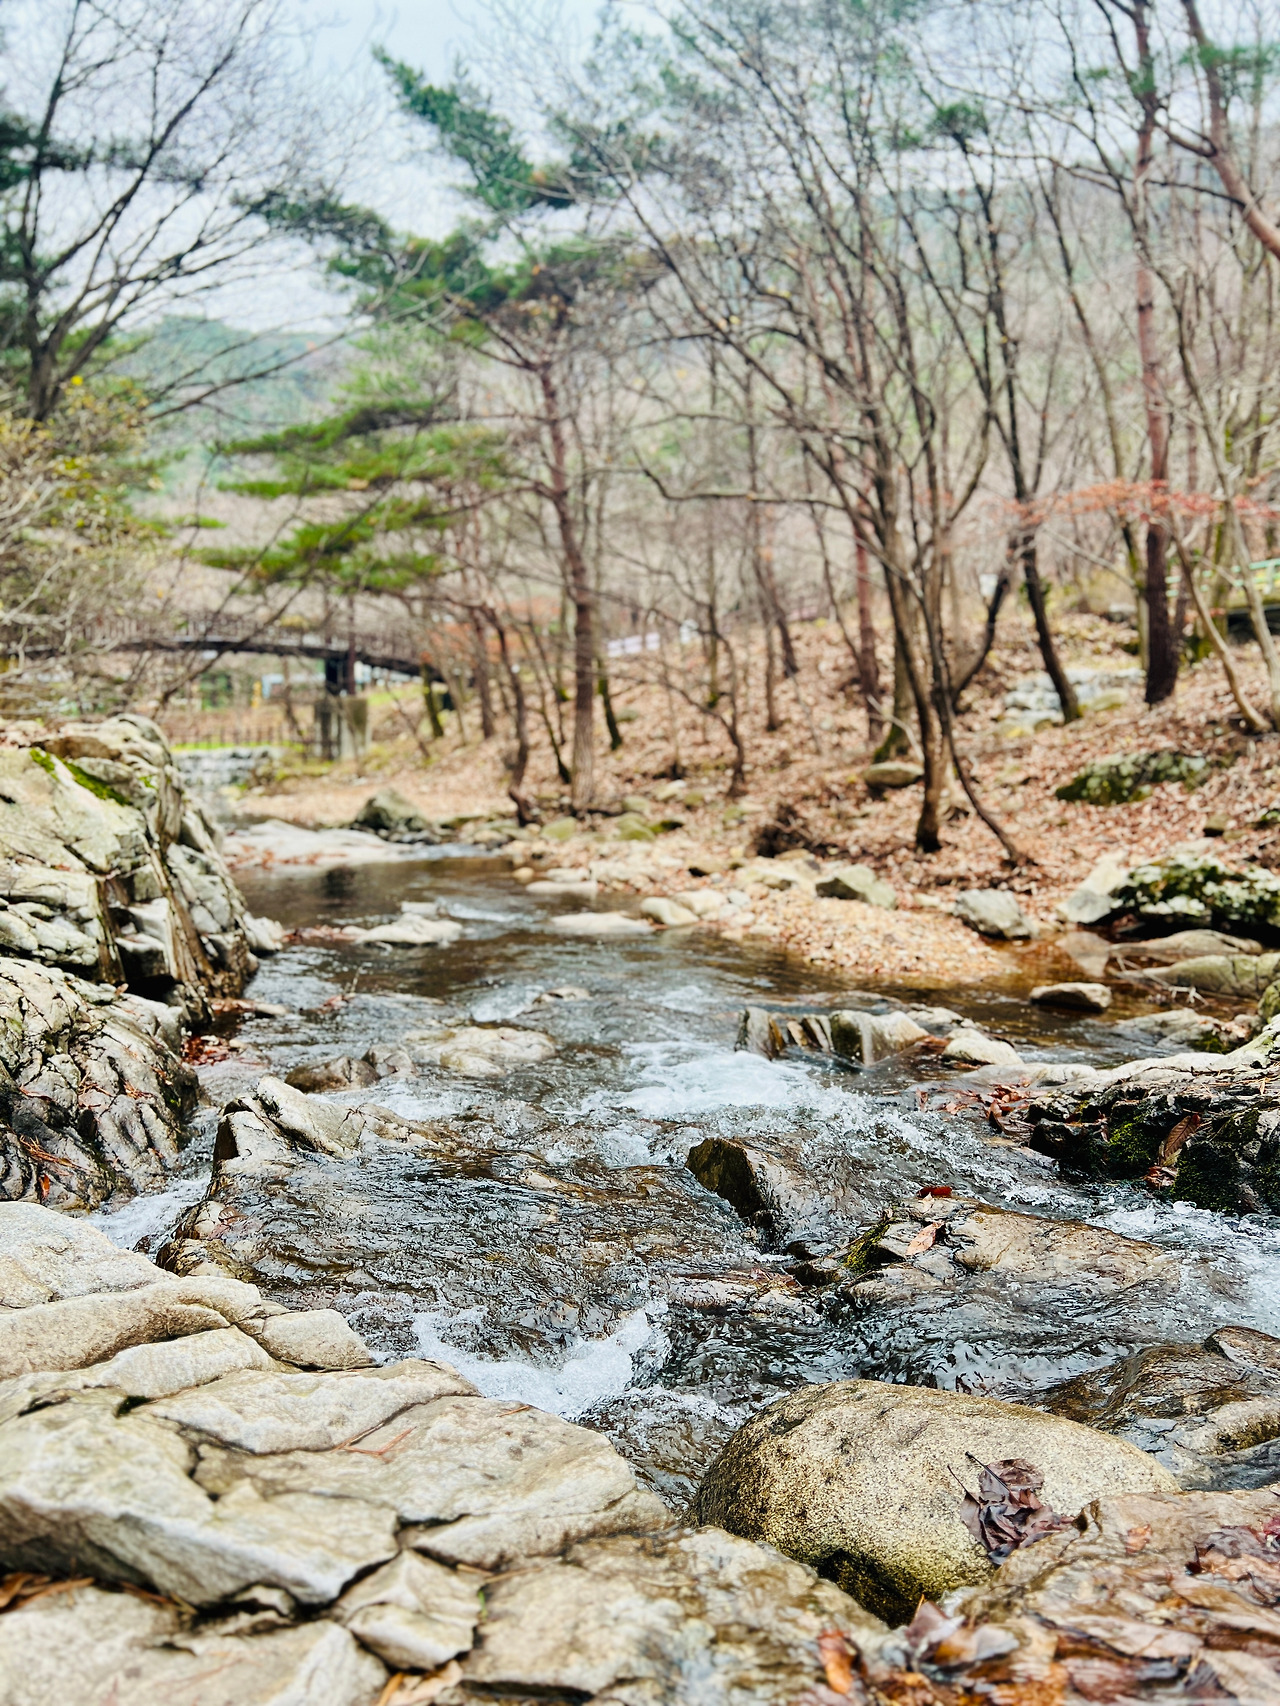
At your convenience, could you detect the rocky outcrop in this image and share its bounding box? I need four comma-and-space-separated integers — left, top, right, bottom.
692, 1379, 1175, 1624
736, 999, 956, 1065
0, 1201, 886, 1706
1026, 1018, 1280, 1211
1041, 1327, 1280, 1491
1055, 749, 1208, 805
0, 959, 196, 1208
1065, 847, 1280, 937
0, 717, 281, 1207
0, 717, 273, 1009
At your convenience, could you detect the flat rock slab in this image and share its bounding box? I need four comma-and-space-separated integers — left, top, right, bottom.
0, 1582, 386, 1706
465, 1527, 886, 1705
547, 910, 652, 936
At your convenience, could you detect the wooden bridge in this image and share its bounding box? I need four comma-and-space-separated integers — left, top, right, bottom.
87, 612, 428, 687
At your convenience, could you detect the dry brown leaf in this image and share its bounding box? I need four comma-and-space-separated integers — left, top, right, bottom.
818, 1629, 855, 1694
959, 1459, 1074, 1565
1123, 1524, 1152, 1555
905, 1223, 940, 1256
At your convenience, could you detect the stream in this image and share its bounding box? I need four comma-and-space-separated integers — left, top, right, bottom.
94, 851, 1280, 1506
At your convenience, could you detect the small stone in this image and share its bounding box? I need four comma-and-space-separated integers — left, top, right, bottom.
942, 1027, 1024, 1068
614, 813, 655, 841
335, 1551, 481, 1671
526, 879, 599, 899
953, 890, 1034, 939
862, 761, 924, 789
542, 816, 578, 841
1030, 982, 1112, 1012
547, 912, 651, 937
248, 1310, 375, 1371
285, 1057, 378, 1093
640, 897, 698, 927
679, 889, 725, 918
815, 865, 896, 909
622, 796, 652, 815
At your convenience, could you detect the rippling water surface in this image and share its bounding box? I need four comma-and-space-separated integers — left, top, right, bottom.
92, 849, 1280, 1504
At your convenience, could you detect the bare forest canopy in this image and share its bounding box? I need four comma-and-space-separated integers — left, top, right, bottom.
5, 0, 1280, 857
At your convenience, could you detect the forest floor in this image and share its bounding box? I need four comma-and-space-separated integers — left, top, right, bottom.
229, 609, 1280, 990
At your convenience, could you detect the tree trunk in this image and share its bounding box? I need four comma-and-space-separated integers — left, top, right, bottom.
855, 531, 882, 744
1133, 4, 1178, 705
598, 657, 623, 750
1019, 529, 1080, 721
884, 560, 941, 853
538, 365, 595, 811
471, 614, 496, 740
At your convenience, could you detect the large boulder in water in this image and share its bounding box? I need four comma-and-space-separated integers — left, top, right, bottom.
692, 1380, 1177, 1623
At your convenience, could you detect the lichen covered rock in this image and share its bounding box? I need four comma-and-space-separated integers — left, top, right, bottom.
1055, 749, 1209, 806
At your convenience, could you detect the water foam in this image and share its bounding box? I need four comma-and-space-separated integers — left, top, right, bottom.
411, 1304, 666, 1418
89, 1172, 210, 1251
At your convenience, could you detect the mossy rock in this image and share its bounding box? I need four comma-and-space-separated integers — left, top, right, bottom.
1056, 750, 1209, 806
1115, 851, 1280, 937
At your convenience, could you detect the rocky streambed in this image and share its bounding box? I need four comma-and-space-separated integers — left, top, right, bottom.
4, 739, 1280, 1700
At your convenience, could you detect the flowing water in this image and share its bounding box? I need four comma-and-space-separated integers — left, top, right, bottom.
94, 850, 1280, 1505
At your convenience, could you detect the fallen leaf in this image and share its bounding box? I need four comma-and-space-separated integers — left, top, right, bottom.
818, 1630, 855, 1695
905, 1222, 940, 1256
1124, 1524, 1152, 1555
959, 1458, 1075, 1564
917, 1185, 953, 1198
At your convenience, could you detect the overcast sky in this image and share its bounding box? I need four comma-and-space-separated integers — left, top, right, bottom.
218, 0, 602, 329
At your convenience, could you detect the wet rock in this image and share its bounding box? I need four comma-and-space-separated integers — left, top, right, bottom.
640, 896, 699, 927
942, 1025, 1024, 1068
862, 760, 924, 788
162, 1080, 763, 1376
529, 984, 590, 1006
1058, 929, 1113, 978
351, 787, 434, 838
527, 876, 598, 899
1041, 1327, 1280, 1490
353, 909, 463, 947
815, 864, 897, 908
953, 889, 1034, 939
1026, 1019, 1280, 1210
1118, 1008, 1249, 1050
926, 1484, 1280, 1702
0, 959, 198, 1208
0, 1582, 388, 1706
1055, 749, 1208, 805
692, 1379, 1176, 1623
1121, 927, 1264, 962
1030, 981, 1112, 1012
686, 1132, 876, 1251
403, 1024, 555, 1077
464, 1527, 886, 1705
830, 1009, 931, 1063
1151, 951, 1280, 996
823, 1193, 1190, 1397
736, 1003, 938, 1065
547, 910, 651, 936
285, 1056, 379, 1092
